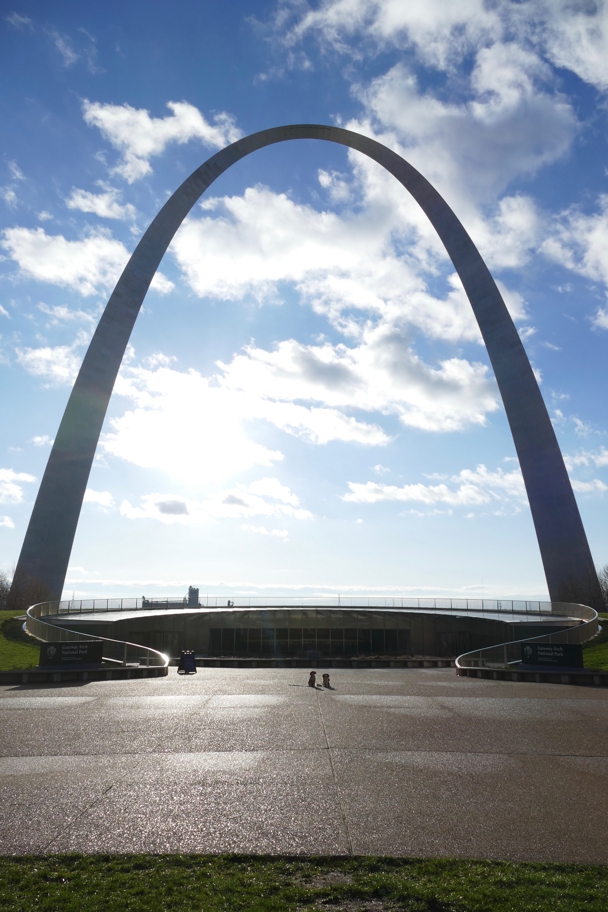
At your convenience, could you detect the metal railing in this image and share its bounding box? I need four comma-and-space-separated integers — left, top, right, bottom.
455, 602, 599, 671
27, 594, 572, 619
26, 601, 169, 669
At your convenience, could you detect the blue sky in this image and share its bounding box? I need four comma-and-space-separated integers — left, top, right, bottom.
1, 0, 607, 601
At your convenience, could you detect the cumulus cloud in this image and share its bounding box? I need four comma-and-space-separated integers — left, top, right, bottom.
571, 479, 608, 495
343, 463, 527, 508
83, 99, 242, 182
536, 0, 608, 92
280, 0, 502, 69
31, 435, 53, 447
541, 196, 608, 319
242, 524, 289, 540
350, 55, 574, 216
37, 303, 96, 325
0, 468, 36, 504
105, 365, 285, 485
0, 516, 15, 529
344, 454, 608, 512
84, 488, 115, 509
120, 478, 311, 525
219, 331, 499, 433
15, 331, 89, 386
278, 0, 608, 92
172, 184, 522, 344
66, 185, 137, 220
1, 226, 173, 296
564, 448, 608, 471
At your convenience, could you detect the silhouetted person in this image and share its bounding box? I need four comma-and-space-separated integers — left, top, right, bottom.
322, 673, 330, 688
308, 670, 316, 687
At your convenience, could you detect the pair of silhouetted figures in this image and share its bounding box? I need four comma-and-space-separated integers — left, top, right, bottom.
308, 670, 331, 688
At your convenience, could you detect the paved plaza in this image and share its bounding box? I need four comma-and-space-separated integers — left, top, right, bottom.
1, 667, 607, 861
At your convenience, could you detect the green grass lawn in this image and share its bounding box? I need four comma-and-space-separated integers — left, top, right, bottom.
0, 855, 607, 912
583, 612, 608, 671
0, 609, 40, 671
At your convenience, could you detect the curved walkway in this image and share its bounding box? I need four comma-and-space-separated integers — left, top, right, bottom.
23, 600, 169, 680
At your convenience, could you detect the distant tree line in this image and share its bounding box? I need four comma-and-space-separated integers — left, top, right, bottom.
599, 564, 608, 611
0, 566, 54, 612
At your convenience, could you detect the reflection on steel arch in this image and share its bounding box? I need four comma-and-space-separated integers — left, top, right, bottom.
12, 125, 602, 606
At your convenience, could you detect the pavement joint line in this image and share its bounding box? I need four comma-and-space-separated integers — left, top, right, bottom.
0, 749, 607, 759
316, 688, 354, 855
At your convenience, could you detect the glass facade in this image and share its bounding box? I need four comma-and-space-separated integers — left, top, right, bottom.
208, 627, 410, 657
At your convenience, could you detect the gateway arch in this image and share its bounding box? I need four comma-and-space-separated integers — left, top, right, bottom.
12, 125, 602, 606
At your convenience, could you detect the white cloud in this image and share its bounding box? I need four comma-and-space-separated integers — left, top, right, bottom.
564, 448, 608, 471
37, 303, 96, 325
0, 468, 36, 504
242, 524, 289, 540
31, 435, 53, 447
343, 463, 527, 508
344, 453, 608, 510
66, 185, 137, 220
84, 488, 115, 509
1, 226, 173, 296
0, 305, 9, 318
351, 55, 574, 214
279, 0, 608, 92
540, 196, 608, 319
317, 168, 352, 203
51, 31, 79, 67
120, 479, 311, 525
0, 186, 18, 208
571, 478, 608, 495
593, 307, 608, 331
105, 365, 285, 485
83, 99, 242, 182
15, 331, 89, 386
219, 331, 498, 433
5, 12, 33, 29
537, 0, 608, 92
281, 0, 502, 70
0, 516, 15, 529
8, 161, 25, 181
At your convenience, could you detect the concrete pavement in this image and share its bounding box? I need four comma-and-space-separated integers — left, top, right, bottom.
1, 667, 607, 860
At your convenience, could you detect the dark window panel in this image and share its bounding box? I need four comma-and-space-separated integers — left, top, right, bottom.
210, 629, 221, 654
397, 630, 410, 654
358, 631, 371, 655
385, 629, 398, 654
371, 630, 385, 654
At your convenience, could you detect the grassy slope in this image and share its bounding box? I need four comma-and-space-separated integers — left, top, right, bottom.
0, 609, 40, 670
0, 855, 607, 912
583, 612, 608, 671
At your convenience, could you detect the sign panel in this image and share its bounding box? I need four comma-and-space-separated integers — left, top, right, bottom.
39, 641, 104, 667
520, 643, 583, 668
177, 650, 197, 674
